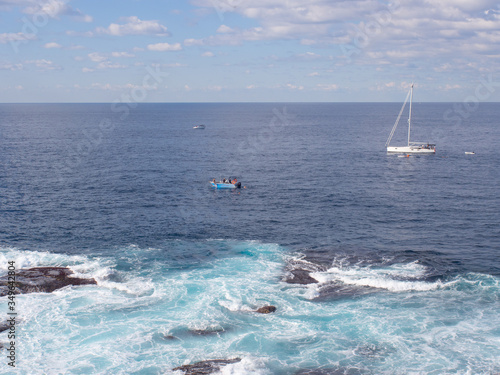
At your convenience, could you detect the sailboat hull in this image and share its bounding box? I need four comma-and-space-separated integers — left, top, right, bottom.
387, 146, 435, 154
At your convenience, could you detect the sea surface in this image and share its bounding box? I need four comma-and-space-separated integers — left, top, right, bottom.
0, 102, 499, 374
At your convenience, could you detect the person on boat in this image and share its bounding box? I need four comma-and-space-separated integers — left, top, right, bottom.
212, 179, 216, 183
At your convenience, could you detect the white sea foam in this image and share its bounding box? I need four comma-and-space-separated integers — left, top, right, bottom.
2, 242, 499, 375
310, 262, 445, 292
0, 246, 90, 273
218, 357, 271, 375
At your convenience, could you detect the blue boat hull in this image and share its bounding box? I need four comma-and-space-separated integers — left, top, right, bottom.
210, 182, 241, 189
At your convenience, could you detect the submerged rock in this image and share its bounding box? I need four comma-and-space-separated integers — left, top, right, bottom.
187, 328, 227, 336
256, 305, 277, 314
0, 267, 97, 296
173, 358, 241, 374
295, 368, 365, 375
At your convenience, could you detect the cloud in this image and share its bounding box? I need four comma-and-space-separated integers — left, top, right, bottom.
23, 0, 93, 22
86, 52, 129, 70
96, 61, 127, 70
94, 16, 169, 36
44, 42, 62, 48
147, 42, 182, 51
86, 82, 158, 91
189, 0, 500, 74
216, 25, 234, 33
0, 63, 23, 71
111, 51, 135, 58
88, 52, 107, 62
315, 83, 338, 91
0, 32, 36, 44
285, 83, 304, 90
25, 59, 62, 71
201, 51, 214, 57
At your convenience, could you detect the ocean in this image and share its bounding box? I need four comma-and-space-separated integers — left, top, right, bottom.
0, 102, 499, 374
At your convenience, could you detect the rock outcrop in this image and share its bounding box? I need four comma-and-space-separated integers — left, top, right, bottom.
0, 267, 97, 296
256, 305, 277, 314
173, 358, 241, 374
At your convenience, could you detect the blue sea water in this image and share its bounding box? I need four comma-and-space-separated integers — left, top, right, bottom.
0, 102, 499, 374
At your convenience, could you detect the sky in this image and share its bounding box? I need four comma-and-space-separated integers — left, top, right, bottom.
1, 0, 500, 102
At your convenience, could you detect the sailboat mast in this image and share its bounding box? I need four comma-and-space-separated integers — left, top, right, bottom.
408, 83, 413, 146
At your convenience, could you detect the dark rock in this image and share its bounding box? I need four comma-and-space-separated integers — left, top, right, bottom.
0, 267, 97, 296
256, 305, 276, 314
188, 327, 227, 336
284, 268, 319, 285
0, 322, 10, 333
173, 358, 241, 374
283, 256, 325, 285
163, 335, 180, 341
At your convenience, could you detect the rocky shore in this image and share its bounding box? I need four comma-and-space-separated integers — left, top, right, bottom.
0, 267, 97, 296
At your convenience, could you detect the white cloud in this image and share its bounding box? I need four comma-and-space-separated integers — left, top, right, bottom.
315, 83, 338, 91
86, 82, 158, 91
44, 42, 62, 49
111, 51, 135, 58
0, 32, 36, 44
82, 67, 94, 73
25, 59, 62, 71
0, 63, 23, 71
88, 52, 107, 62
147, 42, 182, 51
188, 0, 500, 76
95, 16, 169, 36
184, 38, 204, 46
23, 0, 93, 22
217, 25, 234, 33
202, 51, 214, 57
285, 83, 304, 90
96, 61, 127, 70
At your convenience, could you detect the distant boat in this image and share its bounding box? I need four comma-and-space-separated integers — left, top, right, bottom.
465, 151, 475, 155
386, 83, 436, 154
193, 124, 205, 129
210, 179, 241, 189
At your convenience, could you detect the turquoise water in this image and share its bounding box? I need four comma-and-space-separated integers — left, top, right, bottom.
1, 241, 499, 374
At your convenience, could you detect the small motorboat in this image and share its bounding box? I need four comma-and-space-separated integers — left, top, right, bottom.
193, 124, 206, 129
465, 151, 475, 155
210, 179, 241, 189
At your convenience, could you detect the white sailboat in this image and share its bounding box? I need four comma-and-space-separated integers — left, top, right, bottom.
386, 83, 436, 154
